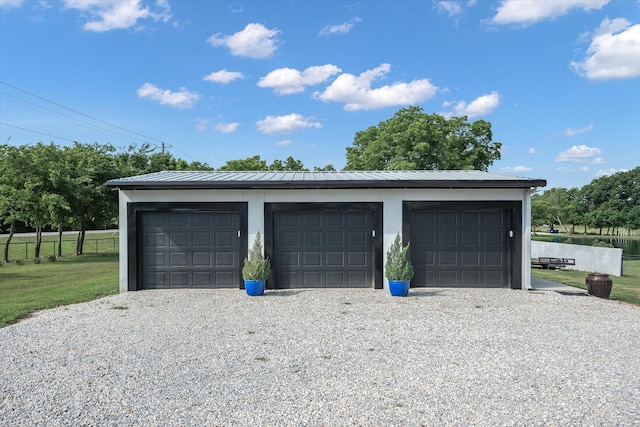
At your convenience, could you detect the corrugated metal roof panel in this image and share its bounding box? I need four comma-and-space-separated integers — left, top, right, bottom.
106, 170, 546, 189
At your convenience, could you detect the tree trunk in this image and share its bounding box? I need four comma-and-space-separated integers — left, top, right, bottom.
34, 226, 42, 260
76, 229, 86, 255
555, 215, 569, 233
3, 220, 15, 263
57, 221, 63, 258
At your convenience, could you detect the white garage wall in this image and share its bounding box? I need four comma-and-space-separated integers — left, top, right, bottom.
117, 187, 532, 292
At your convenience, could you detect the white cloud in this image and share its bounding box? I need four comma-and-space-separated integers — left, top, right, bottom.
276, 140, 292, 146
258, 65, 342, 95
194, 118, 210, 131
562, 124, 594, 136
555, 144, 602, 163
491, 0, 610, 26
596, 168, 627, 177
500, 166, 534, 173
256, 113, 321, 134
313, 63, 438, 111
452, 91, 500, 117
528, 148, 537, 154
437, 1, 464, 16
136, 83, 200, 109
592, 157, 607, 164
215, 122, 239, 133
208, 23, 279, 59
556, 166, 591, 172
63, 0, 172, 32
319, 17, 362, 36
570, 18, 640, 80
0, 0, 24, 9
204, 69, 245, 84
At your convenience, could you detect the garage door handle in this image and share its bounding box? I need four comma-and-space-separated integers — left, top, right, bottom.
238, 230, 241, 238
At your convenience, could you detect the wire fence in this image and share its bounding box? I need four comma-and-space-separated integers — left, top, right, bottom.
2, 238, 119, 261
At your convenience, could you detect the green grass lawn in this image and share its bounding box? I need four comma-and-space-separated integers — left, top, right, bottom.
532, 259, 640, 306
0, 253, 119, 327
0, 232, 119, 261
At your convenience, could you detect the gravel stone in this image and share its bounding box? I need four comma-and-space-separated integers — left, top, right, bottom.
1, 288, 639, 426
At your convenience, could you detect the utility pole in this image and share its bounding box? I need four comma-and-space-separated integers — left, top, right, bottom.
161, 142, 172, 155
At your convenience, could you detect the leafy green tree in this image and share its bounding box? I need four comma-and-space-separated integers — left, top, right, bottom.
531, 193, 553, 232
269, 156, 308, 171
218, 155, 269, 171
0, 144, 31, 262
345, 106, 502, 171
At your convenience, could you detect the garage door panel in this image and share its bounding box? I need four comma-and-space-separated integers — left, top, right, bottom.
170, 272, 188, 286
169, 215, 188, 227
461, 231, 480, 246
326, 252, 345, 266
348, 252, 366, 266
273, 210, 374, 288
439, 251, 457, 266
280, 231, 300, 247
169, 232, 188, 247
170, 252, 188, 267
348, 271, 369, 287
461, 212, 480, 226
326, 231, 343, 246
439, 230, 457, 246
304, 231, 322, 246
303, 252, 322, 266
303, 213, 322, 227
193, 252, 211, 267
461, 271, 480, 285
411, 210, 509, 287
461, 251, 480, 266
214, 252, 233, 267
146, 232, 165, 246
146, 252, 165, 266
140, 211, 240, 289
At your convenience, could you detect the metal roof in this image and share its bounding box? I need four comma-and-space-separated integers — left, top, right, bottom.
106, 170, 547, 190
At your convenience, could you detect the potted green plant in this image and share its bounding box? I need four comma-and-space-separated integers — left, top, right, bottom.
385, 233, 414, 297
242, 232, 271, 296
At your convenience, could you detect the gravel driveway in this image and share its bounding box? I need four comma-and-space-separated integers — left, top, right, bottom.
1, 288, 639, 426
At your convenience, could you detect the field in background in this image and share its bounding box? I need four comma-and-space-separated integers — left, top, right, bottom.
0, 253, 119, 327
0, 231, 118, 261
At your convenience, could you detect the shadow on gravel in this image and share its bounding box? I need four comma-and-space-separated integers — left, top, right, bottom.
406, 289, 445, 298
261, 290, 307, 297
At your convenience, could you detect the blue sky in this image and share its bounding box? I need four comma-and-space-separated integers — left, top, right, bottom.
1, 0, 638, 190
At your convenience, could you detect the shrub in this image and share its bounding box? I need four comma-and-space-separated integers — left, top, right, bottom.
385, 234, 414, 281
242, 232, 271, 281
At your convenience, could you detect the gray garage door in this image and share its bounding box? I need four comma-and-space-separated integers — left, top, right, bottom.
410, 210, 509, 287
140, 211, 240, 289
273, 210, 374, 288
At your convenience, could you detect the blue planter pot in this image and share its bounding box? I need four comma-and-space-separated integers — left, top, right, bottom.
244, 279, 266, 296
388, 280, 410, 297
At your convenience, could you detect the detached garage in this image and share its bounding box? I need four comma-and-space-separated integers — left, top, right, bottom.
107, 170, 545, 292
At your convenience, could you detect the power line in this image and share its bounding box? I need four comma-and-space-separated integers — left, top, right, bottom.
0, 121, 76, 143
0, 80, 163, 144
0, 90, 146, 143
0, 80, 203, 162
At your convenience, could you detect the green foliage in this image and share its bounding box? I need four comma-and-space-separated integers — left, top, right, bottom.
217, 155, 334, 172
385, 234, 414, 281
344, 106, 502, 171
534, 167, 640, 235
242, 232, 271, 281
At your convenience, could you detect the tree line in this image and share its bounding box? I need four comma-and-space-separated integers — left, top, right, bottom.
531, 167, 640, 236
1, 106, 510, 261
